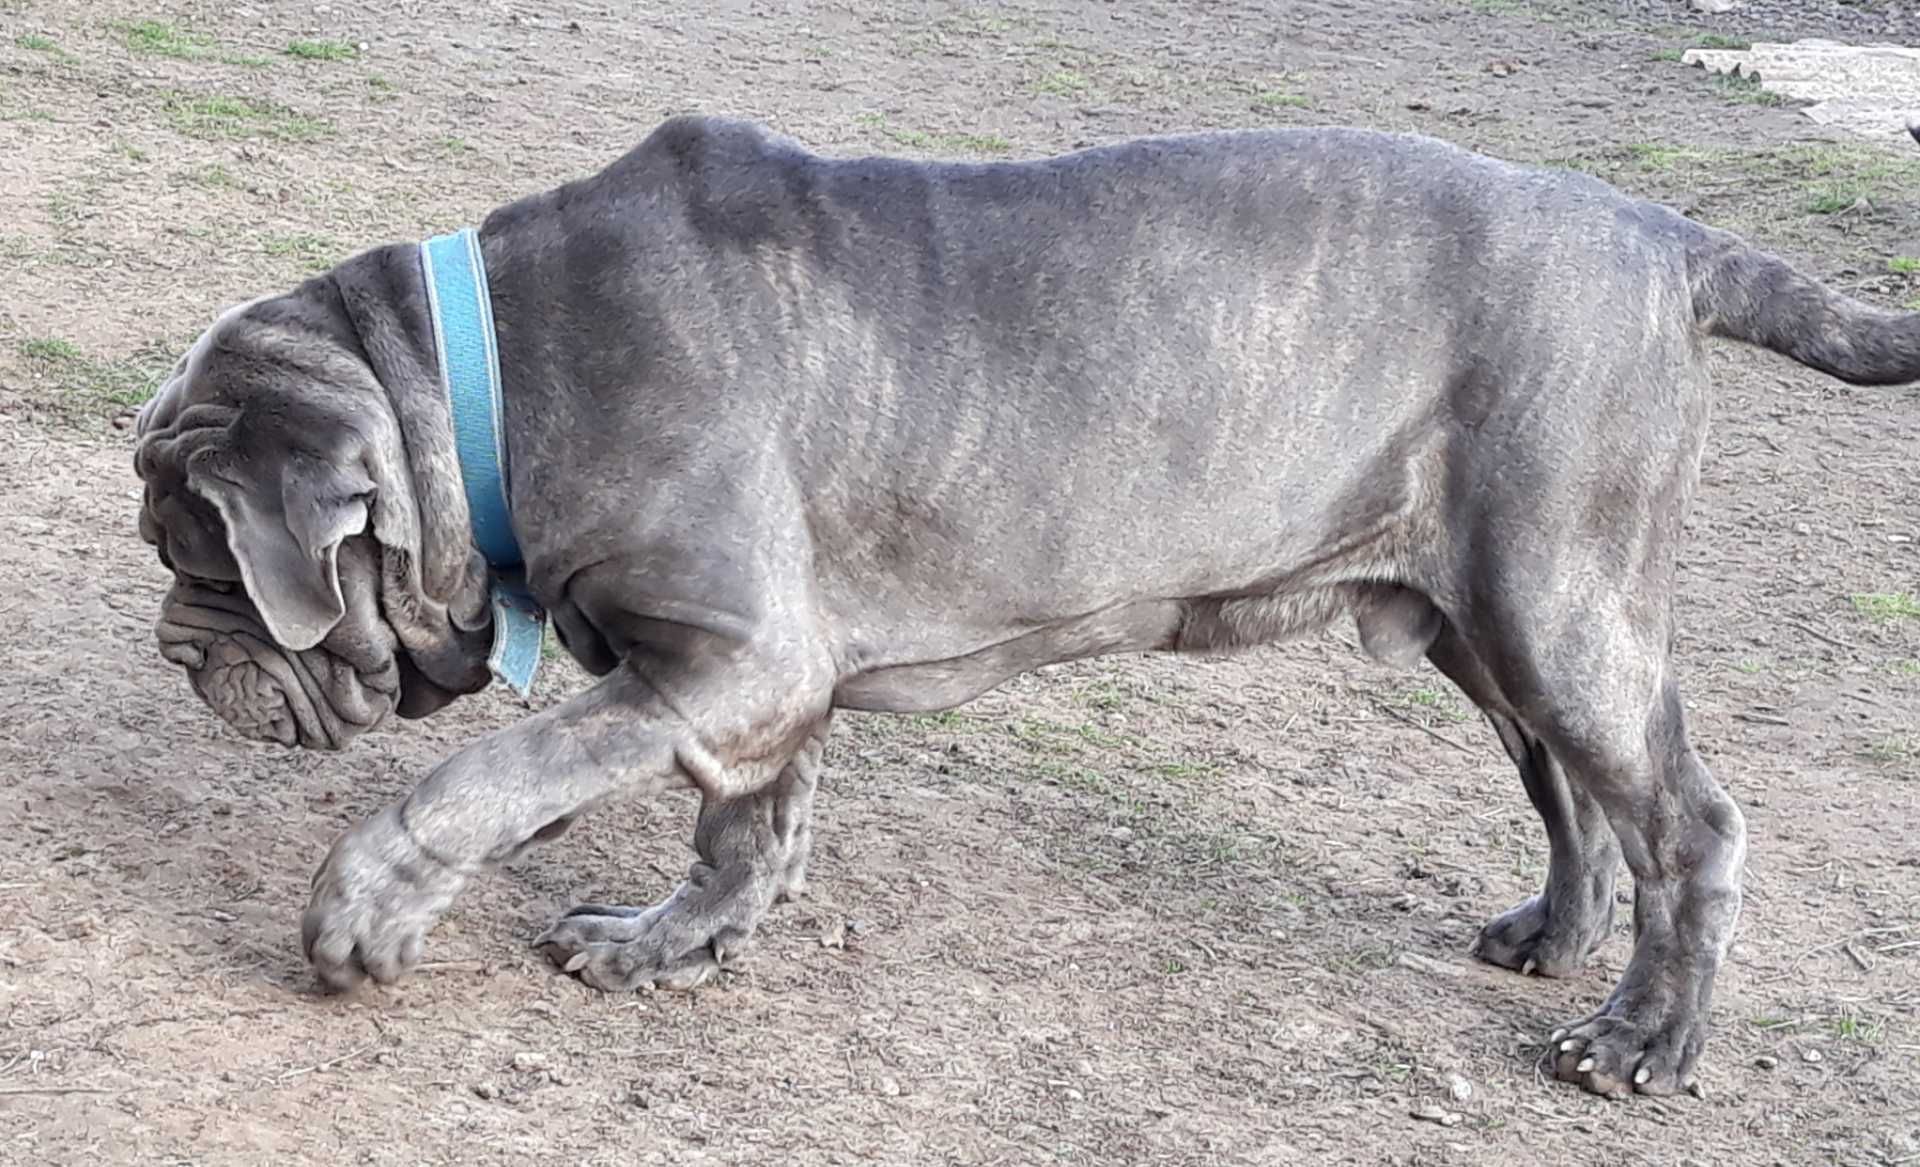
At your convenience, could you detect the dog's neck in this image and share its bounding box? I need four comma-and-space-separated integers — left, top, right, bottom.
321, 243, 497, 692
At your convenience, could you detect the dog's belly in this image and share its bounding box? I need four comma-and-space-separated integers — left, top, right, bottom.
830, 579, 1432, 713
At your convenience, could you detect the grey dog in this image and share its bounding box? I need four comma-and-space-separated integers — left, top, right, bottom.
132, 115, 1919, 1099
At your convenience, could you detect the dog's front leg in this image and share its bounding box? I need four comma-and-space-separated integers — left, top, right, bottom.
301, 642, 832, 992
533, 721, 825, 991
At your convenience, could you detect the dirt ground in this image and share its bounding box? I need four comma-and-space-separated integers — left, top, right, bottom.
2, 1, 1917, 1164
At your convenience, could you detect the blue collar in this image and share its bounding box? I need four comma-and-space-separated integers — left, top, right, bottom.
419, 227, 545, 697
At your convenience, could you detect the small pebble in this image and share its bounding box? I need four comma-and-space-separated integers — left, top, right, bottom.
472, 1081, 500, 1100
1754, 1054, 1777, 1070
1801, 1048, 1823, 1064
1444, 1072, 1473, 1103
819, 920, 847, 949
879, 1076, 901, 1097
510, 1052, 548, 1073
1411, 1104, 1463, 1127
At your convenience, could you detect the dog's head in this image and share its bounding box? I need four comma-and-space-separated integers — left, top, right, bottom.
133, 265, 494, 749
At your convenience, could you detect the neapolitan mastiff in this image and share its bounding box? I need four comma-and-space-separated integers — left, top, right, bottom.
133, 116, 1920, 1099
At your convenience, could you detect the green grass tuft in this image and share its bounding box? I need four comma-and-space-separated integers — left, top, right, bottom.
17, 336, 175, 414
260, 232, 342, 272
1853, 593, 1920, 622
162, 92, 333, 141
1712, 72, 1784, 106
285, 39, 356, 61
1252, 90, 1312, 110
1034, 69, 1090, 96
121, 20, 212, 59
1888, 256, 1920, 275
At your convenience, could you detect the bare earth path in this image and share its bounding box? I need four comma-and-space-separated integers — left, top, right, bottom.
1, 2, 1916, 1164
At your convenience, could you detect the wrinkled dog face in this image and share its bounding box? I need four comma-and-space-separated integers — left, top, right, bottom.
133, 300, 412, 749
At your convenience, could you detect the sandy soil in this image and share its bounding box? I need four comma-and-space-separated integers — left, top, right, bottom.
1, 1, 1916, 1164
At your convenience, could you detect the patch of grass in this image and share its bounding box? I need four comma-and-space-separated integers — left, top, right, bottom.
1905, 296, 1920, 312
1888, 256, 1920, 274
20, 337, 82, 362
1152, 761, 1216, 780
15, 32, 59, 52
1696, 34, 1750, 50
175, 162, 237, 188
856, 114, 1011, 156
1711, 72, 1785, 107
1034, 69, 1090, 96
285, 39, 356, 62
1074, 681, 1128, 712
1806, 184, 1866, 215
47, 187, 89, 229
1891, 659, 1920, 677
1251, 90, 1312, 110
1731, 659, 1767, 675
1402, 686, 1469, 723
1832, 1014, 1881, 1043
162, 92, 333, 142
905, 710, 967, 730
1768, 144, 1920, 217
936, 132, 1012, 154
439, 136, 472, 154
17, 336, 175, 414
121, 20, 212, 58
1625, 142, 1707, 170
1860, 736, 1916, 766
259, 231, 342, 272
1852, 592, 1920, 622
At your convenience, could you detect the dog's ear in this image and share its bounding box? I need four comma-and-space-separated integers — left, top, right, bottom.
194, 453, 376, 652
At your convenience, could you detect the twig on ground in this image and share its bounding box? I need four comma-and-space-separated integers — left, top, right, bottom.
1784, 619, 1861, 654
274, 1042, 378, 1083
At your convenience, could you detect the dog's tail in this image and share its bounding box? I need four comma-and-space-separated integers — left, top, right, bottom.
1689, 232, 1920, 387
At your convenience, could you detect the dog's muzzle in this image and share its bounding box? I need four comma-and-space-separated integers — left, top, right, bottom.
156, 582, 400, 750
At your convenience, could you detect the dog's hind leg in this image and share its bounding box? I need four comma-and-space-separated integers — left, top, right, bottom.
1426, 627, 1620, 978
1451, 587, 1744, 1098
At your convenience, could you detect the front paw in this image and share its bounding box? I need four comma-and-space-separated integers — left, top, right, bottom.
1547, 1001, 1707, 1099
301, 804, 468, 991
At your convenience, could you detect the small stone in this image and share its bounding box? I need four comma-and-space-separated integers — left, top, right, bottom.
1801, 1048, 1823, 1064
1689, 0, 1738, 12
1411, 1104, 1463, 1127
1062, 1087, 1085, 1102
1792, 522, 1812, 536
847, 918, 872, 936
819, 920, 847, 949
1754, 1054, 1778, 1070
1443, 1072, 1473, 1103
472, 1081, 501, 1100
627, 1091, 650, 1109
510, 1052, 549, 1073
879, 1076, 901, 1097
